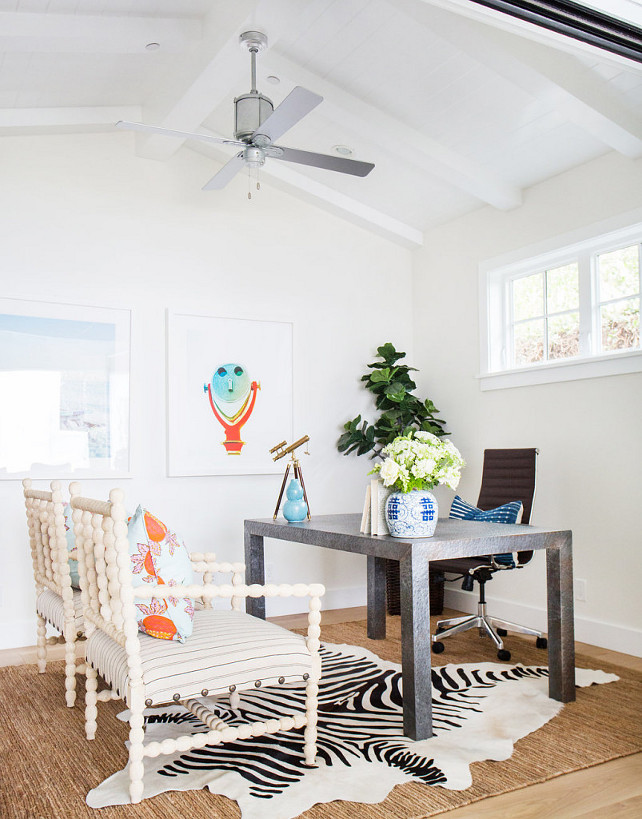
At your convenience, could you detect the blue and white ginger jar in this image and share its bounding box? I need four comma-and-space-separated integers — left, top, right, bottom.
385, 490, 438, 538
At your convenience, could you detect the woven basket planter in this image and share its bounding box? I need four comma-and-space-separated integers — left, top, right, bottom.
384, 560, 444, 616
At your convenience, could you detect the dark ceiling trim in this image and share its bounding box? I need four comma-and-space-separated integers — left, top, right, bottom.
468, 0, 642, 63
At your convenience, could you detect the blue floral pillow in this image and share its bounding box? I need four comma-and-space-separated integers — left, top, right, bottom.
127, 506, 195, 642
449, 495, 523, 566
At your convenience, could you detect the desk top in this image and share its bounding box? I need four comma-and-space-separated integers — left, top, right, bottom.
245, 514, 571, 560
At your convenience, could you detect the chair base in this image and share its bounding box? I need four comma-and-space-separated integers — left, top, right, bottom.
432, 602, 544, 655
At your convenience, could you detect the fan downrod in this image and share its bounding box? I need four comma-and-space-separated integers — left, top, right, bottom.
235, 31, 273, 142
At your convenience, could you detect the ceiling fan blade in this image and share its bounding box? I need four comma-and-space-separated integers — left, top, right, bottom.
202, 153, 246, 190
273, 146, 374, 177
251, 86, 322, 145
116, 121, 245, 149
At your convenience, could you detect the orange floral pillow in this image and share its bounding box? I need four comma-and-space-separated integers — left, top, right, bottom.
127, 506, 194, 642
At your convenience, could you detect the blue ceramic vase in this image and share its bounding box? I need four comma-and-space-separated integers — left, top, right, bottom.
385, 489, 438, 538
283, 479, 308, 522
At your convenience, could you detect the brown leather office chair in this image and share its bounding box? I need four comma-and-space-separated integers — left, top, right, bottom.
431, 448, 547, 661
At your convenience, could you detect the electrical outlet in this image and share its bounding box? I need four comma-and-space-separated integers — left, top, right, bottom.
574, 579, 587, 602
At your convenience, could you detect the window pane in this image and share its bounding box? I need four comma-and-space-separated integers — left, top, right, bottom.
598, 245, 639, 302
548, 312, 580, 360
546, 263, 579, 314
601, 297, 640, 352
514, 319, 545, 366
513, 273, 544, 321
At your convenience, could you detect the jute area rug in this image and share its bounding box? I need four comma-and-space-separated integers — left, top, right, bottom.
1, 616, 641, 819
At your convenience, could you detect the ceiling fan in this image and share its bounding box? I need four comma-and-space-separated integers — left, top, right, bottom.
116, 31, 375, 191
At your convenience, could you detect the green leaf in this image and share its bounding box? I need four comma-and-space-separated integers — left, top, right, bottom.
376, 342, 406, 364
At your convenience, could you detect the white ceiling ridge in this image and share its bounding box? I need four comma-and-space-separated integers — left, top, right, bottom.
189, 135, 423, 248
417, 0, 642, 70
0, 106, 142, 134
134, 0, 336, 162
263, 50, 522, 211
0, 11, 200, 54
402, 0, 642, 158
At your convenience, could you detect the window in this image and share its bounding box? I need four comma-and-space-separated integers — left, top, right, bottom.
511, 263, 581, 367
481, 220, 642, 390
597, 245, 640, 354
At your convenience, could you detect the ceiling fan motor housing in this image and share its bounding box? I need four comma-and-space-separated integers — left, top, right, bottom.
234, 92, 274, 143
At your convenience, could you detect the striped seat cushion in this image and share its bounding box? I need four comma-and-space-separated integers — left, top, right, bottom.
86, 608, 313, 706
36, 588, 84, 636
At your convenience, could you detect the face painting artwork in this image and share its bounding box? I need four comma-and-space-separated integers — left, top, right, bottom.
203, 363, 260, 454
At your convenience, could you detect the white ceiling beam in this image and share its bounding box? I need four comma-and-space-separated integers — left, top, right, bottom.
262, 51, 522, 211
136, 0, 335, 162
188, 136, 423, 248
0, 106, 142, 135
520, 45, 642, 158
0, 12, 200, 54
401, 0, 642, 159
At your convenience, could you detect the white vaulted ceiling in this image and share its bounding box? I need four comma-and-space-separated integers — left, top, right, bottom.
1, 0, 642, 246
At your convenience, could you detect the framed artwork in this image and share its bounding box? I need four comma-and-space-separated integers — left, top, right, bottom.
167, 312, 293, 476
0, 298, 131, 479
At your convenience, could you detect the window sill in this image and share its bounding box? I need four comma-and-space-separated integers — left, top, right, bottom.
478, 349, 642, 391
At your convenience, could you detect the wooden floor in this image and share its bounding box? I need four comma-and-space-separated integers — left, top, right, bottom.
2, 606, 641, 818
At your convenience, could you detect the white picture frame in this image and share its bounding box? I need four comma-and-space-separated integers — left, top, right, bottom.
0, 298, 131, 479
167, 311, 293, 476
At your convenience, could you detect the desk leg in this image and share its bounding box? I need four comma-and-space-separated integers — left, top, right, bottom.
399, 550, 433, 740
546, 533, 575, 703
367, 556, 387, 640
244, 531, 266, 620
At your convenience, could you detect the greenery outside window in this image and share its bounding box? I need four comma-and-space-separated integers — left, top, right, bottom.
480, 219, 642, 390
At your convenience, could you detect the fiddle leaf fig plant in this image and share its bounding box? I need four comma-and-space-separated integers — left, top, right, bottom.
337, 342, 448, 459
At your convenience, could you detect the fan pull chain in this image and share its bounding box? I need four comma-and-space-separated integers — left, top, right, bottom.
247, 166, 261, 199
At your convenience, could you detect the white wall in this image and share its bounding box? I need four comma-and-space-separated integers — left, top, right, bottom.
0, 132, 413, 650
413, 152, 642, 656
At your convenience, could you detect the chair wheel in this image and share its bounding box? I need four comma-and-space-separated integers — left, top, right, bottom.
536, 636, 548, 649
496, 628, 508, 637
497, 649, 511, 661
432, 641, 445, 654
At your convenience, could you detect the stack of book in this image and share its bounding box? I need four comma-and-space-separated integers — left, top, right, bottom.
360, 478, 391, 535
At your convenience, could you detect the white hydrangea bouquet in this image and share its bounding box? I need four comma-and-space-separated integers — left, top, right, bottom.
370, 430, 464, 494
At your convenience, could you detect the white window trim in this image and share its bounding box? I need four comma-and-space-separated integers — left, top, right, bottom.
478, 210, 642, 391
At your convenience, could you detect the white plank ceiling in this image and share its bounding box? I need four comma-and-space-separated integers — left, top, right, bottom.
1, 0, 641, 246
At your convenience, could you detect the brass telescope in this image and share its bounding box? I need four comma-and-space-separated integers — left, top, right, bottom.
271, 435, 310, 462
270, 435, 311, 519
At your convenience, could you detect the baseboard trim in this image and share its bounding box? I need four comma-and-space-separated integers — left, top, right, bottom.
444, 587, 642, 658
0, 587, 369, 651
6, 585, 638, 659
266, 585, 367, 618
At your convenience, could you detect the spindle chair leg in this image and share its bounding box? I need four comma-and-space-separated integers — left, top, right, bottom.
303, 676, 319, 766
36, 614, 47, 673
128, 691, 146, 804
64, 628, 77, 707
85, 664, 98, 739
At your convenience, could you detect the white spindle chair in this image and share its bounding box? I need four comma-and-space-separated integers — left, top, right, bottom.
23, 479, 85, 706
69, 483, 324, 806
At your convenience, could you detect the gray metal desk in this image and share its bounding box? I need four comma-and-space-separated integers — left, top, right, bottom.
244, 514, 575, 741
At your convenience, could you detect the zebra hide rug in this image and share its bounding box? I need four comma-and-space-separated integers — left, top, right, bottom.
87, 642, 618, 816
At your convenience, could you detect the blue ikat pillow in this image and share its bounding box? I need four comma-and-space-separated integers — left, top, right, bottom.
449, 495, 523, 566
